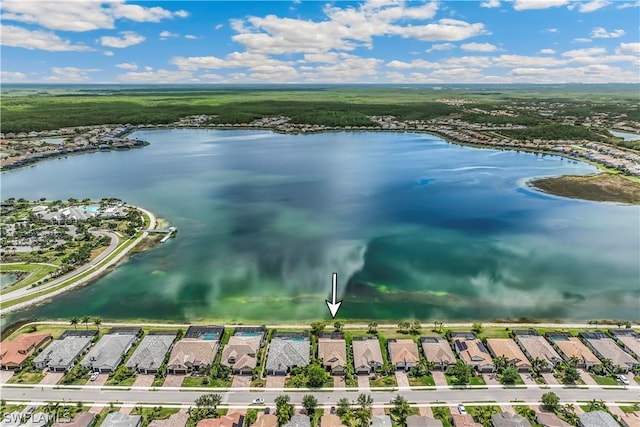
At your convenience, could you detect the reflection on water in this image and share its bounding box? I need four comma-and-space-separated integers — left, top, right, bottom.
1, 129, 638, 323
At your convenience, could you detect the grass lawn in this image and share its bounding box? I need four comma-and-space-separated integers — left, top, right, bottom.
590, 375, 618, 386
445, 375, 486, 386
431, 407, 453, 427
0, 405, 26, 417
94, 406, 121, 427
408, 375, 436, 386
620, 406, 640, 414
151, 377, 165, 387
105, 376, 136, 387
180, 376, 232, 388
131, 407, 180, 427
0, 263, 58, 292
502, 375, 525, 386
7, 371, 45, 384
251, 377, 266, 388
370, 375, 397, 387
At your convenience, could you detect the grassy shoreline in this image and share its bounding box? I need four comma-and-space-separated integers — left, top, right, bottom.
529, 173, 640, 204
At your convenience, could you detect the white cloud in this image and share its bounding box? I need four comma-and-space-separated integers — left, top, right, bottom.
117, 69, 196, 83
0, 1, 187, 32
591, 27, 625, 38
573, 0, 610, 12
493, 54, 567, 67
426, 43, 455, 52
116, 62, 138, 70
539, 48, 555, 54
185, 34, 198, 40
159, 30, 178, 39
0, 24, 92, 51
45, 67, 99, 82
616, 42, 640, 55
1, 71, 26, 81
392, 19, 489, 41
513, 0, 569, 10
508, 64, 638, 83
99, 31, 145, 48
480, 0, 501, 8
103, 50, 114, 56
562, 47, 607, 57
460, 42, 499, 52
215, 24, 223, 30
617, 1, 640, 8
543, 28, 558, 33
573, 37, 592, 43
144, 66, 153, 72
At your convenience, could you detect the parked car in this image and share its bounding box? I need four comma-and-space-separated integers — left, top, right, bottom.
264, 408, 271, 414
458, 404, 467, 415
90, 372, 100, 381
330, 407, 336, 415
617, 374, 630, 385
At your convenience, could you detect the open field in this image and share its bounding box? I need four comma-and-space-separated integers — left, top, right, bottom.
530, 173, 640, 204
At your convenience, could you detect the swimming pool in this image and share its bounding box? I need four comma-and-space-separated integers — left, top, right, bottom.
236, 332, 262, 337
202, 332, 220, 340
84, 205, 100, 213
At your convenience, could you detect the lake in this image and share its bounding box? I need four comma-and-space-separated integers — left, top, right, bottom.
609, 130, 640, 141
2, 129, 638, 323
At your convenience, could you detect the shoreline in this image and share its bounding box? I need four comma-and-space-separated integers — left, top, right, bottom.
0, 205, 160, 316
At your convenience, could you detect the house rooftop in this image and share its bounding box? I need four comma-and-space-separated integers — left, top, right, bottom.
453, 336, 492, 365
514, 335, 562, 367
0, 333, 51, 368
388, 339, 420, 366
266, 336, 310, 372
320, 414, 344, 427
578, 411, 620, 427
486, 339, 531, 369
168, 339, 218, 369
452, 414, 482, 427
580, 332, 637, 368
371, 415, 393, 427
101, 412, 142, 427
491, 412, 532, 427
51, 412, 95, 427
252, 414, 278, 427
406, 415, 443, 427
81, 332, 137, 371
318, 337, 347, 371
284, 415, 311, 427
197, 413, 243, 427
147, 411, 189, 427
352, 338, 384, 370
125, 332, 177, 372
221, 330, 264, 372
535, 413, 571, 427
421, 337, 457, 365
34, 334, 93, 369
547, 336, 600, 365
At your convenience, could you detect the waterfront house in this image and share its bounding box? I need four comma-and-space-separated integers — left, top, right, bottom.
387, 339, 420, 371
486, 338, 532, 372
167, 326, 224, 374
450, 332, 494, 373
81, 328, 140, 373
491, 413, 532, 427
34, 330, 97, 372
406, 416, 443, 427
265, 332, 310, 376
0, 333, 52, 370
318, 335, 347, 376
52, 412, 95, 427
609, 329, 640, 359
101, 413, 142, 427
579, 332, 638, 372
420, 337, 457, 371
125, 330, 178, 374
352, 337, 383, 375
221, 327, 265, 376
513, 330, 562, 371
284, 415, 311, 427
544, 332, 601, 370
578, 411, 619, 427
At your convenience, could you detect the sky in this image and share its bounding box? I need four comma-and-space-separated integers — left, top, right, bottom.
1, 0, 639, 84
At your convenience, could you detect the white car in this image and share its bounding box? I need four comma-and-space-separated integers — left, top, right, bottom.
617, 375, 630, 385
252, 398, 265, 404
90, 372, 100, 381
458, 404, 467, 415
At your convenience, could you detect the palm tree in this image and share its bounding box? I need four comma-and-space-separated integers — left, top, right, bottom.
367, 322, 378, 334
529, 357, 547, 378
390, 395, 411, 427
94, 318, 102, 332
356, 394, 373, 427
493, 355, 509, 374
82, 316, 91, 330
70, 317, 79, 330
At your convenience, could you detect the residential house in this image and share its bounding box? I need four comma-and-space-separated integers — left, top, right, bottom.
52, 412, 95, 427
513, 330, 563, 372
579, 332, 638, 372
578, 411, 620, 427
452, 415, 482, 427
284, 415, 311, 427
545, 333, 601, 370
352, 337, 383, 375
388, 339, 420, 371
0, 333, 52, 370
125, 331, 178, 374
486, 339, 532, 372
320, 414, 345, 427
167, 326, 224, 374
147, 411, 188, 427
420, 337, 457, 371
197, 413, 244, 427
252, 415, 278, 427
101, 413, 142, 427
370, 415, 392, 427
609, 330, 640, 359
535, 413, 571, 427
318, 335, 347, 376
491, 413, 532, 427
221, 327, 265, 376
81, 328, 140, 373
406, 416, 443, 427
265, 332, 310, 376
450, 332, 493, 373
34, 330, 97, 372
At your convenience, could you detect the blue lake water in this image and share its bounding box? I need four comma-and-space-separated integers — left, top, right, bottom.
1, 129, 638, 323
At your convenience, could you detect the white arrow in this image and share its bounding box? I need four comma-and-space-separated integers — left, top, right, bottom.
325, 272, 343, 319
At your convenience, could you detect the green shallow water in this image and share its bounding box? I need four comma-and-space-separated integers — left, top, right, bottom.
1, 129, 638, 323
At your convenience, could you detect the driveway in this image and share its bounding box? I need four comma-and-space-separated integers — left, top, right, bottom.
91, 373, 110, 386
419, 407, 433, 417
432, 371, 448, 387
40, 372, 64, 385
500, 405, 515, 413
163, 374, 185, 387
482, 373, 501, 386
232, 376, 251, 388
541, 373, 559, 385
133, 374, 155, 388
357, 375, 370, 390
0, 371, 14, 384
266, 376, 286, 389
395, 371, 410, 389
520, 373, 537, 386
578, 370, 597, 386
333, 377, 345, 388
119, 406, 133, 414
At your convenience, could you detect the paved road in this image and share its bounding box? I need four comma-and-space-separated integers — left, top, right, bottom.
1, 207, 156, 314
0, 385, 636, 407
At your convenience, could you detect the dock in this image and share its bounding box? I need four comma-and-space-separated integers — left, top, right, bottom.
143, 226, 177, 243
